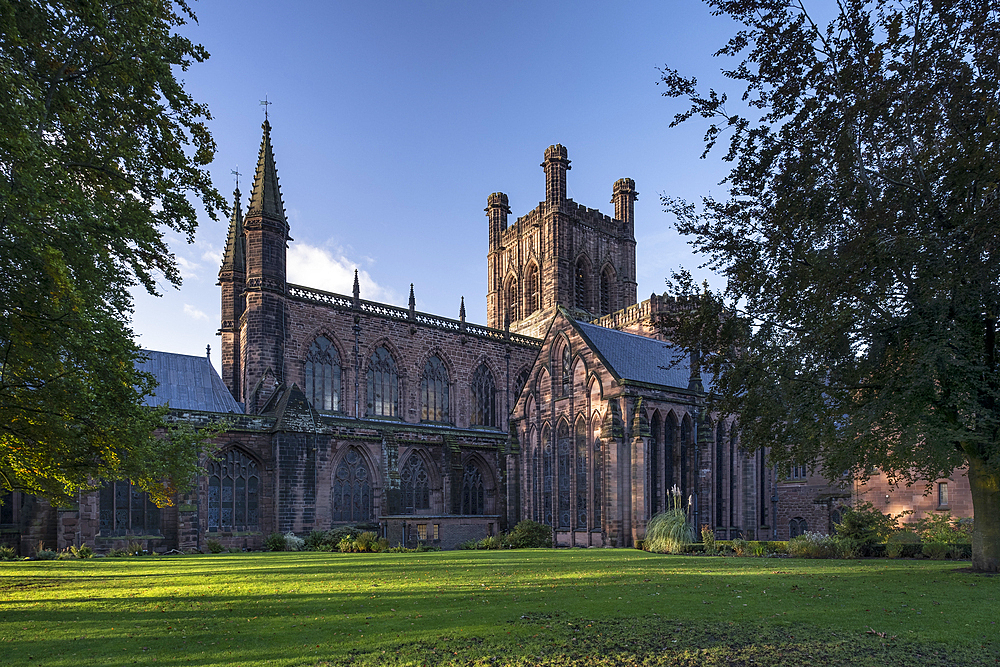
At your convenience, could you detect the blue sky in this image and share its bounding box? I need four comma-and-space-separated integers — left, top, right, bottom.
131, 0, 742, 370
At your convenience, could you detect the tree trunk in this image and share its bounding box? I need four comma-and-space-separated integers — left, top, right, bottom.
967, 455, 1000, 573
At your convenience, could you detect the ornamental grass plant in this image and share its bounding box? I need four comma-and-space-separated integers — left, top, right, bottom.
644, 486, 695, 554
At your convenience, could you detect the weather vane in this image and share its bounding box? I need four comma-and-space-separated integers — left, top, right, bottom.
231, 167, 241, 191
259, 96, 272, 121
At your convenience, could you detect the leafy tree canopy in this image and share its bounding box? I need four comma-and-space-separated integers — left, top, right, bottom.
660, 0, 1000, 570
0, 0, 225, 505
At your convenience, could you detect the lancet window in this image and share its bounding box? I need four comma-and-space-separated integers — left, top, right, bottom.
525, 264, 539, 314
557, 421, 571, 529
400, 454, 430, 513
461, 462, 485, 515
100, 482, 161, 536
575, 417, 588, 529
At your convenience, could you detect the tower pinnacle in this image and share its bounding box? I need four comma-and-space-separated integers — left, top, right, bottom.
247, 120, 286, 223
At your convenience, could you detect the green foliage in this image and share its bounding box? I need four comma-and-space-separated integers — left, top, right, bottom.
887, 530, 923, 558
457, 539, 478, 550
787, 532, 856, 559
265, 532, 286, 552
661, 0, 1000, 571
912, 513, 973, 545
645, 486, 694, 554
0, 0, 225, 505
0, 545, 17, 560
835, 502, 901, 545
477, 535, 504, 550
505, 520, 553, 549
206, 539, 224, 554
922, 542, 951, 560
700, 525, 717, 554
69, 544, 93, 559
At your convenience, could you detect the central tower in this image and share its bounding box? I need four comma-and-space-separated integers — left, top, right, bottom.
486, 145, 638, 337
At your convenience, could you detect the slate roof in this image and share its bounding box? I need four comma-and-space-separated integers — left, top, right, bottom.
574, 320, 712, 391
137, 350, 244, 413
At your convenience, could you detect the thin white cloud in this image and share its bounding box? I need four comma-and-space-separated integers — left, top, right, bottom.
175, 255, 201, 280
287, 242, 399, 304
183, 304, 210, 321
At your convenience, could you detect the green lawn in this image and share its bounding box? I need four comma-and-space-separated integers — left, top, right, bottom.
1, 550, 996, 666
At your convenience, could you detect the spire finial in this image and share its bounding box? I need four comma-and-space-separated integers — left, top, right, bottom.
408, 283, 416, 320
352, 269, 360, 305
459, 296, 467, 331
206, 344, 211, 360
231, 167, 241, 194
259, 95, 272, 122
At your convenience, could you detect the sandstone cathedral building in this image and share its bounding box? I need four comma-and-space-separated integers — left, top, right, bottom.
1, 123, 969, 554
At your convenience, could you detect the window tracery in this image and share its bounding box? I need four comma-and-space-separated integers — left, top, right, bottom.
525, 264, 539, 314
206, 449, 259, 532
100, 481, 161, 536
333, 448, 373, 522
420, 355, 449, 422
304, 335, 341, 412
461, 462, 485, 515
367, 346, 399, 417
470, 363, 498, 427
575, 417, 587, 529
400, 454, 430, 513
557, 421, 571, 529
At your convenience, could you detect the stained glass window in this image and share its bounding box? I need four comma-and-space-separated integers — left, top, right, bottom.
471, 363, 498, 427
304, 335, 341, 411
561, 345, 571, 396
506, 279, 519, 323
420, 355, 449, 422
461, 463, 485, 515
400, 455, 430, 513
333, 448, 373, 522
575, 259, 587, 309
100, 481, 160, 536
542, 426, 552, 526
367, 346, 399, 417
525, 264, 539, 314
592, 434, 602, 527
789, 517, 808, 538
600, 267, 613, 315
206, 449, 259, 532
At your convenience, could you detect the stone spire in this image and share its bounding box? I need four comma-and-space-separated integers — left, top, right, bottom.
352, 269, 360, 305
219, 185, 245, 274
247, 119, 286, 223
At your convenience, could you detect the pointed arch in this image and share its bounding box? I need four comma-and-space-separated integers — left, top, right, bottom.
588, 373, 604, 405
524, 392, 536, 421
504, 273, 520, 324
528, 425, 539, 522
460, 455, 494, 515
599, 264, 616, 316
206, 446, 260, 532
400, 450, 432, 513
536, 366, 551, 398
716, 419, 727, 528
592, 412, 603, 528
572, 356, 587, 398
575, 414, 588, 529
557, 417, 572, 528
574, 254, 592, 311
303, 333, 343, 412
366, 345, 399, 417
514, 365, 531, 396
524, 261, 540, 314
542, 423, 553, 526
470, 362, 499, 427
332, 447, 374, 522
420, 353, 450, 422
665, 410, 678, 494
680, 412, 693, 501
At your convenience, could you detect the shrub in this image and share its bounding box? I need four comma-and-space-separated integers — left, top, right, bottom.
912, 513, 972, 545
478, 535, 503, 550
644, 486, 694, 554
33, 549, 57, 560
922, 542, 951, 560
206, 539, 224, 554
107, 547, 128, 557
457, 539, 479, 550
0, 545, 17, 560
886, 531, 922, 558
731, 538, 749, 557
701, 525, 717, 554
787, 532, 845, 558
354, 531, 378, 553
283, 532, 305, 552
834, 502, 900, 545
265, 532, 287, 552
337, 536, 357, 553
506, 520, 553, 549
70, 544, 94, 559
125, 541, 145, 556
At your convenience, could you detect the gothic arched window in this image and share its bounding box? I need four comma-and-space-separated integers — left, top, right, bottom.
525, 264, 539, 314
600, 267, 614, 315
206, 449, 259, 532
420, 355, 449, 422
304, 335, 341, 412
471, 363, 498, 427
593, 430, 603, 527
100, 482, 161, 536
542, 426, 553, 526
514, 367, 530, 395
789, 517, 808, 538
650, 412, 661, 515
506, 279, 519, 324
575, 258, 587, 310
560, 344, 571, 395
680, 415, 692, 500
575, 416, 588, 529
461, 462, 485, 515
557, 420, 571, 529
333, 448, 373, 522
400, 454, 430, 513
367, 346, 399, 417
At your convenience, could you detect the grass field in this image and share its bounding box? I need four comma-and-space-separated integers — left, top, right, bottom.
1, 550, 997, 666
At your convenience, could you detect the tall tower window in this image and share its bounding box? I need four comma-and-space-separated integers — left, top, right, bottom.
304, 335, 341, 412
575, 259, 587, 310
506, 279, 519, 323
600, 267, 614, 315
367, 346, 399, 417
525, 264, 539, 314
420, 355, 449, 422
471, 363, 498, 427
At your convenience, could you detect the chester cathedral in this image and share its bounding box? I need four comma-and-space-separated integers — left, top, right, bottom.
1, 123, 969, 554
